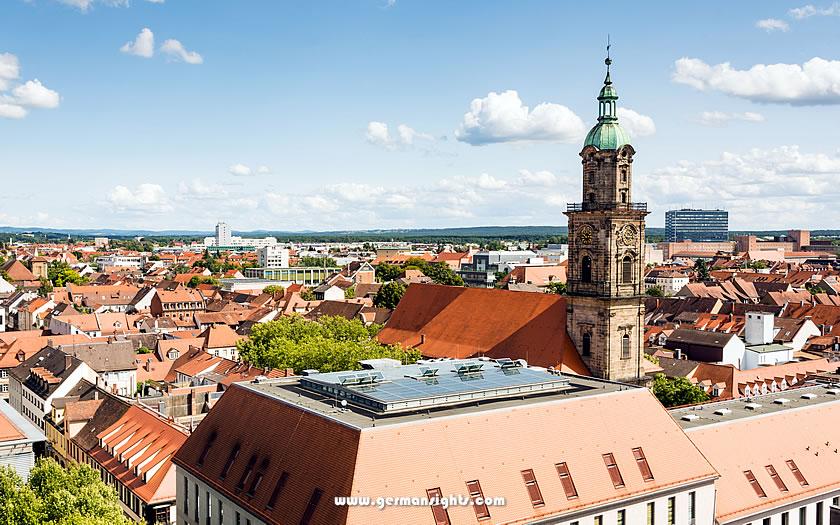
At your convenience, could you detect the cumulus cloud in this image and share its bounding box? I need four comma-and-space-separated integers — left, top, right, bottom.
789, 3, 840, 19
673, 56, 840, 105
256, 165, 271, 174
160, 39, 203, 64
517, 169, 557, 186
638, 146, 840, 228
108, 183, 171, 213
177, 178, 227, 199
228, 164, 253, 177
366, 121, 433, 150
698, 111, 765, 126
0, 54, 60, 119
121, 28, 155, 58
756, 18, 790, 32
616, 108, 656, 137
455, 90, 586, 145
55, 0, 129, 12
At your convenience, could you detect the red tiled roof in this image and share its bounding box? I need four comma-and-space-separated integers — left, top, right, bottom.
377, 284, 588, 373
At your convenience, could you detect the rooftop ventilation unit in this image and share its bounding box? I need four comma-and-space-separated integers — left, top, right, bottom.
745, 403, 762, 410
681, 414, 700, 422
418, 366, 439, 377
827, 388, 840, 396
801, 393, 818, 400
773, 398, 791, 405
714, 408, 732, 416
455, 362, 484, 375
496, 358, 523, 369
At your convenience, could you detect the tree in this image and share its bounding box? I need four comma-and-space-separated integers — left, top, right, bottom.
375, 263, 403, 283
0, 458, 134, 525
300, 288, 316, 301
236, 315, 420, 373
693, 259, 710, 281
38, 278, 53, 297
645, 285, 665, 297
545, 281, 567, 295
650, 374, 710, 408
296, 256, 337, 267
374, 281, 406, 309
344, 285, 356, 299
749, 260, 768, 270
47, 261, 88, 287
187, 276, 219, 288
262, 284, 285, 296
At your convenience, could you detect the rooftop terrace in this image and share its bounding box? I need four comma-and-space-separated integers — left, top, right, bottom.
242, 357, 634, 429
671, 381, 840, 430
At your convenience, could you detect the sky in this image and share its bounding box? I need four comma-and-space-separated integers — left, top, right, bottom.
1, 0, 840, 232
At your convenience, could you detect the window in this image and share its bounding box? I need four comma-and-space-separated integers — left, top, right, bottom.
621, 334, 631, 360
818, 501, 824, 525
236, 455, 257, 491
647, 501, 655, 525
834, 496, 839, 506
247, 459, 269, 497
299, 488, 323, 525
582, 256, 592, 283
621, 192, 627, 204
555, 462, 578, 499
521, 469, 544, 507
617, 509, 626, 525
198, 431, 217, 467
763, 518, 771, 525
744, 470, 767, 498
786, 459, 808, 486
426, 487, 450, 525
622, 256, 633, 283
194, 483, 199, 521
205, 491, 212, 525
582, 333, 591, 357
632, 447, 653, 481
594, 517, 603, 525
782, 511, 789, 525
220, 444, 240, 480
667, 496, 675, 525
689, 491, 696, 521
183, 476, 189, 515
603, 453, 625, 489
765, 464, 788, 492
799, 507, 807, 524
267, 472, 289, 510
235, 512, 240, 525
621, 169, 627, 182
465, 480, 490, 520
218, 499, 223, 525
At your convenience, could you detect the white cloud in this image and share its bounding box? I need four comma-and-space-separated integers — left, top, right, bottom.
121, 28, 155, 58
0, 54, 60, 120
698, 111, 765, 126
256, 165, 271, 174
0, 103, 26, 119
108, 183, 171, 213
228, 164, 253, 177
146, 0, 165, 3
639, 146, 840, 228
517, 169, 557, 186
789, 3, 840, 19
616, 107, 656, 137
756, 18, 790, 32
55, 0, 128, 12
160, 39, 203, 64
366, 121, 433, 150
178, 178, 227, 199
12, 79, 60, 108
455, 90, 586, 145
0, 53, 20, 91
673, 56, 840, 105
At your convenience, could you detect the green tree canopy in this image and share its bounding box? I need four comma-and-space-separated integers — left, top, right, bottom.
650, 373, 710, 408
645, 285, 665, 297
375, 262, 403, 283
374, 281, 406, 309
296, 256, 337, 267
47, 261, 88, 288
187, 276, 219, 288
376, 258, 464, 287
693, 259, 711, 281
262, 284, 285, 296
236, 315, 420, 373
545, 281, 567, 295
0, 458, 134, 525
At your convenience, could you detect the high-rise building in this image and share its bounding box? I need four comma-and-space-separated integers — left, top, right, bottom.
665, 209, 729, 242
564, 53, 647, 382
215, 221, 232, 246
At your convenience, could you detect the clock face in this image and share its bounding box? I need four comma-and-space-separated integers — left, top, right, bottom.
619, 225, 637, 246
578, 225, 594, 245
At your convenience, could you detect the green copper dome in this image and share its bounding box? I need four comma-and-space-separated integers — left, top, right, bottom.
583, 59, 631, 150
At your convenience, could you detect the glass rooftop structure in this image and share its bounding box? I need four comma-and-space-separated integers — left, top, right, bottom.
298, 358, 572, 415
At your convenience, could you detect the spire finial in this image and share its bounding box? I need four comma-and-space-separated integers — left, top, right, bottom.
604, 35, 612, 84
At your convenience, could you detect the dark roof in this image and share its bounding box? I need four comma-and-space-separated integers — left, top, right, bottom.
72, 394, 131, 452
665, 329, 738, 349
58, 341, 137, 372
657, 356, 704, 378
304, 301, 365, 322
10, 347, 84, 400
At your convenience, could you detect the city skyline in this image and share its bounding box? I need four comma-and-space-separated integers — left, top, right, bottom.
2, 0, 840, 231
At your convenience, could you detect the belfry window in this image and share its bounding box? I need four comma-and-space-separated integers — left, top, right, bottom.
622, 335, 631, 359
622, 256, 633, 283
582, 333, 592, 357
582, 256, 592, 283
620, 192, 627, 204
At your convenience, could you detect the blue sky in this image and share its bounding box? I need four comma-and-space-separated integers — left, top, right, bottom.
1, 0, 840, 232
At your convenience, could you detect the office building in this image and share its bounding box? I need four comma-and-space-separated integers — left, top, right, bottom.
665, 209, 729, 242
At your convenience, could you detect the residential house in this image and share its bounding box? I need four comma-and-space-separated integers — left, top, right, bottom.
0, 398, 45, 479
59, 341, 137, 397
150, 287, 206, 322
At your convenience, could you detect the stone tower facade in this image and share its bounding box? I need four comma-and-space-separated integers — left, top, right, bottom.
564, 56, 648, 382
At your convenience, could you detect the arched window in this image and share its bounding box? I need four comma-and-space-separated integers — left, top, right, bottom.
582, 333, 591, 357
621, 169, 627, 182
582, 256, 592, 283
622, 256, 633, 283
620, 191, 627, 204
621, 334, 631, 359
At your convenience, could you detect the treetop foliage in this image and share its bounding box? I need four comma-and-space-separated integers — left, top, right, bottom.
650, 373, 710, 408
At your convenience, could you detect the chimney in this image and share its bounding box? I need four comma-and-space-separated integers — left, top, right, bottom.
64, 353, 73, 370
675, 348, 683, 360
420, 333, 426, 345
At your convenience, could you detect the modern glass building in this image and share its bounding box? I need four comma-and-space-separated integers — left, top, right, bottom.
665, 209, 729, 242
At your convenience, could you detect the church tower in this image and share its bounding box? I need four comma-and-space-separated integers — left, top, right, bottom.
564, 53, 648, 381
